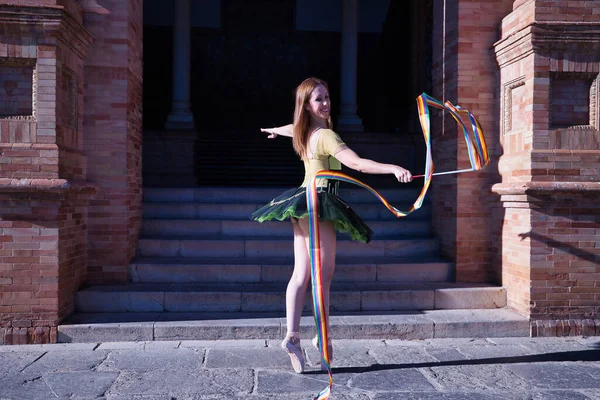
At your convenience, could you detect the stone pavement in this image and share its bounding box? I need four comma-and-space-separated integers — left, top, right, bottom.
1, 336, 600, 400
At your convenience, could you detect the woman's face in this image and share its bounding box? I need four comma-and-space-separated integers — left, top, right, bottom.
305, 84, 330, 122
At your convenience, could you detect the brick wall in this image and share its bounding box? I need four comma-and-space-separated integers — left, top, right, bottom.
0, 186, 92, 344
431, 0, 514, 283
431, 0, 458, 269
0, 2, 94, 344
493, 0, 600, 336
83, 0, 143, 284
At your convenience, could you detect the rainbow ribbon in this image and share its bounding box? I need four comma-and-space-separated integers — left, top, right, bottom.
305, 93, 489, 400
414, 93, 489, 178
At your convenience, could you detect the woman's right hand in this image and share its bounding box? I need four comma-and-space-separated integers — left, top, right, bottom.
393, 166, 413, 183
261, 128, 279, 139
260, 124, 293, 139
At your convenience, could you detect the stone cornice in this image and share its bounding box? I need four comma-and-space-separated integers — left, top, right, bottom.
0, 5, 92, 59
495, 21, 600, 66
531, 22, 600, 52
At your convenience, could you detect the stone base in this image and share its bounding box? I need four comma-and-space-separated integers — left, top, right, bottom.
531, 319, 600, 337
1, 326, 57, 345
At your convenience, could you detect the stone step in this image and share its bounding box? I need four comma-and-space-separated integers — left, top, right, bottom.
142, 187, 428, 205
140, 219, 432, 238
75, 282, 506, 313
142, 202, 432, 220
129, 256, 454, 283
57, 308, 530, 343
137, 237, 440, 258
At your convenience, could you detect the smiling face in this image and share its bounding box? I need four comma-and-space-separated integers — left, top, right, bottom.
305, 84, 331, 123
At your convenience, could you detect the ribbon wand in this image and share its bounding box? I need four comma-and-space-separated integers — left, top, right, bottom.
413, 168, 476, 178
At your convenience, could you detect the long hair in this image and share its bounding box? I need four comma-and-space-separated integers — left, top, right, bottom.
292, 77, 333, 160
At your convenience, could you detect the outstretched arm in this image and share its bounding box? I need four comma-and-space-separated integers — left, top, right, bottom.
334, 148, 413, 183
261, 124, 293, 139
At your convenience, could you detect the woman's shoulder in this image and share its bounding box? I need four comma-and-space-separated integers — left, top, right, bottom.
318, 128, 341, 139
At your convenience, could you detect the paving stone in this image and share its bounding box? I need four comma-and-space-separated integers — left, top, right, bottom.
182, 339, 267, 349
425, 364, 531, 391
21, 349, 109, 375
106, 395, 171, 400
424, 347, 468, 362
107, 369, 254, 397
0, 352, 44, 378
97, 341, 146, 350
506, 363, 600, 389
43, 371, 119, 398
98, 348, 204, 371
0, 374, 58, 400
454, 343, 533, 359
255, 370, 353, 394
372, 392, 593, 400
226, 393, 372, 400
205, 347, 290, 369
2, 336, 600, 399
304, 341, 380, 369
347, 368, 436, 391
489, 336, 593, 353
583, 389, 600, 400
369, 344, 438, 365
143, 340, 182, 349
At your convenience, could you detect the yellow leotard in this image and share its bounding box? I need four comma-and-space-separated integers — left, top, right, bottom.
300, 129, 347, 188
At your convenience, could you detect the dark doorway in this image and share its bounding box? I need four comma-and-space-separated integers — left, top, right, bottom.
142, 0, 432, 187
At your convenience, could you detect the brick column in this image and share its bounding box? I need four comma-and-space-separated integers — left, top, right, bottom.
0, 2, 96, 344
83, 0, 143, 284
493, 0, 600, 336
430, 0, 514, 283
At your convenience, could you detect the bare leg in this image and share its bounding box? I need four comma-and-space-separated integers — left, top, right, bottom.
281, 219, 311, 373
285, 219, 311, 334
298, 218, 336, 366
298, 218, 336, 328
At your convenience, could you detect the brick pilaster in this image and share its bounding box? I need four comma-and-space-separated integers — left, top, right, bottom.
83, 0, 143, 284
0, 1, 95, 344
493, 0, 600, 335
431, 0, 515, 283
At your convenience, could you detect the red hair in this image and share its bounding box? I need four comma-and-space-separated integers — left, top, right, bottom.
292, 77, 332, 159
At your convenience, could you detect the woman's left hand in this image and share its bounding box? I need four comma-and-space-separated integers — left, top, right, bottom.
393, 166, 413, 183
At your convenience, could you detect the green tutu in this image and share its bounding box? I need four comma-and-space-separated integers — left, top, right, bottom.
251, 187, 373, 243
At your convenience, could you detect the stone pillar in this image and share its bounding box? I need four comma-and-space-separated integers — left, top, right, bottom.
166, 0, 194, 131
492, 0, 600, 336
0, 1, 96, 344
336, 0, 363, 132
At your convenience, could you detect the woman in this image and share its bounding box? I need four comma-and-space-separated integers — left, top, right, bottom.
252, 77, 413, 373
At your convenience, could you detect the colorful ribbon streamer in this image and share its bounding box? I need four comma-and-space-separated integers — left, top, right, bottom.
413, 93, 489, 178
305, 93, 489, 400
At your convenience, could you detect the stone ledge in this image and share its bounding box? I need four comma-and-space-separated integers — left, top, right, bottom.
0, 178, 97, 195
56, 309, 531, 344
492, 181, 600, 199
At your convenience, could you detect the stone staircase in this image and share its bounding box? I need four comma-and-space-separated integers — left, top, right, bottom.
58, 186, 530, 342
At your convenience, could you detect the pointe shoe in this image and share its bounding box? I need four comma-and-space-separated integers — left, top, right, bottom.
312, 335, 333, 370
281, 337, 305, 373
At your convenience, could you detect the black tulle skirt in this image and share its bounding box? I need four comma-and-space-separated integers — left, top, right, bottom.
251, 187, 372, 243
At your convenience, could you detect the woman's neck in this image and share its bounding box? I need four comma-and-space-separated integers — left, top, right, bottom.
309, 120, 327, 132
